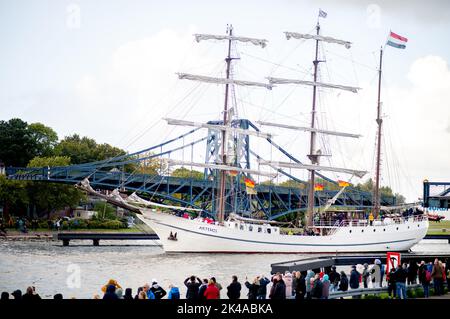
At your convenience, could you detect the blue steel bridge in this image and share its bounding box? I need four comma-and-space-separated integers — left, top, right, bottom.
5, 119, 396, 220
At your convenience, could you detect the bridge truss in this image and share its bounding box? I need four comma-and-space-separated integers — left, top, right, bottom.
6, 119, 396, 220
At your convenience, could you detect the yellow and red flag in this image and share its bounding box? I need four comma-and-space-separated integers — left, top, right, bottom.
338, 180, 350, 187
314, 183, 324, 191
244, 178, 255, 188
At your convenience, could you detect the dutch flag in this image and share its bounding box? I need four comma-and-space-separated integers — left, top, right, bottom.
386, 31, 408, 49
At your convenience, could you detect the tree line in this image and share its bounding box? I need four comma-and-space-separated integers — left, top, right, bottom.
0, 118, 134, 218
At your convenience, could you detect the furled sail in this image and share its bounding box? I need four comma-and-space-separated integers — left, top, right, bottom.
256, 121, 361, 138
258, 160, 367, 178
164, 118, 273, 139
267, 77, 360, 93
194, 34, 268, 48
178, 73, 273, 90
284, 32, 352, 49
126, 193, 203, 212
167, 159, 277, 178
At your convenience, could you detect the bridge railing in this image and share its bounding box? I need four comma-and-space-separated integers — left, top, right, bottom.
314, 214, 427, 228
328, 284, 422, 299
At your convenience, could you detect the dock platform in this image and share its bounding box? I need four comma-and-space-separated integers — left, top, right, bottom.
424, 234, 450, 243
56, 232, 159, 246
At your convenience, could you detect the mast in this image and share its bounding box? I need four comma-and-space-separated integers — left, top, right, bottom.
374, 47, 383, 217
174, 28, 269, 222
306, 21, 321, 228
217, 25, 234, 223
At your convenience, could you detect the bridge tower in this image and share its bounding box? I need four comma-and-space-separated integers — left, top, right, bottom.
204, 119, 252, 216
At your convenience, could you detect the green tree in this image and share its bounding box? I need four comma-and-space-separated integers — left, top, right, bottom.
28, 123, 58, 157
54, 134, 126, 164
28, 156, 71, 168
0, 175, 29, 216
26, 156, 85, 217
355, 178, 403, 201
0, 118, 37, 167
92, 202, 117, 220
278, 180, 306, 189
27, 182, 85, 218
171, 167, 204, 180
394, 193, 406, 204
355, 178, 374, 192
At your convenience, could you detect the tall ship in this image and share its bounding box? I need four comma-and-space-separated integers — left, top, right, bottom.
80, 15, 428, 253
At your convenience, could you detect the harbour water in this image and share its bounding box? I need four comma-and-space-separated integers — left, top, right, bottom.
1, 239, 449, 299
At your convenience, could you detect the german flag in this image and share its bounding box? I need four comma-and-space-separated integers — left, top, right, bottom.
244, 178, 255, 188
338, 180, 350, 187
314, 183, 324, 191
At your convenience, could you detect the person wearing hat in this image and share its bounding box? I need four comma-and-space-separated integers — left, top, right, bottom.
11, 290, 22, 300
371, 259, 384, 288
101, 279, 122, 293
150, 279, 167, 299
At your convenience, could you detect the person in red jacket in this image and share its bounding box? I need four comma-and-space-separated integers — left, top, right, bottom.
204, 279, 220, 299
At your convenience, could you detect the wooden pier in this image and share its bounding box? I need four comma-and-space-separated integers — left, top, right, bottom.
55, 232, 159, 246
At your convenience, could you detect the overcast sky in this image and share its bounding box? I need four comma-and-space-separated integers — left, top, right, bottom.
1, 0, 449, 201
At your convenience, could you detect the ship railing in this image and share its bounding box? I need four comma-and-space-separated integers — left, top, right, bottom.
313, 214, 426, 228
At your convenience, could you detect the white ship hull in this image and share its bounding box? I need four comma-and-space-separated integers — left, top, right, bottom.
137, 210, 428, 253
